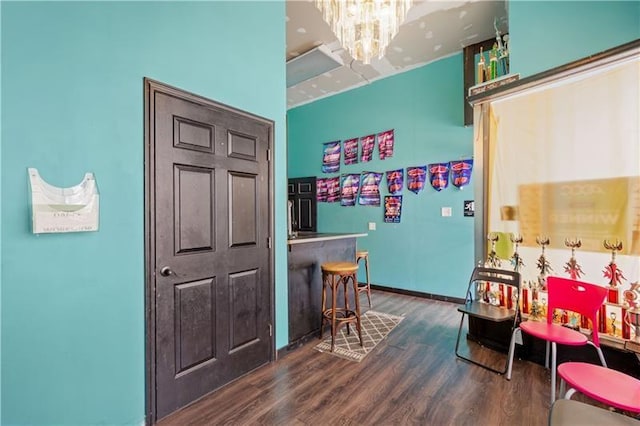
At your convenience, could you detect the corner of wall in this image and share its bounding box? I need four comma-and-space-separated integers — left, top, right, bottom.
0, 1, 4, 421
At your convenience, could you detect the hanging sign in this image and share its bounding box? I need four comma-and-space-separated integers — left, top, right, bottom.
322, 141, 341, 173
384, 195, 403, 223
386, 169, 404, 195
428, 162, 450, 191
406, 166, 427, 194
360, 135, 375, 163
450, 159, 474, 189
343, 138, 359, 165
325, 176, 341, 202
378, 129, 395, 160
340, 174, 360, 206
358, 172, 382, 206
316, 178, 328, 202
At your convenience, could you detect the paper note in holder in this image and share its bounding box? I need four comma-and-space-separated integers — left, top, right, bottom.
28, 168, 99, 234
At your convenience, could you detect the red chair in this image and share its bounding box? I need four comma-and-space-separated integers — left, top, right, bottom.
506, 276, 608, 403
558, 363, 640, 415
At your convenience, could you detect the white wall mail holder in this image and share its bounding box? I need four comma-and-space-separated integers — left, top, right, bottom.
28, 168, 99, 234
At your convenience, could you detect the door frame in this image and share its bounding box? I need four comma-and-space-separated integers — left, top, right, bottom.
143, 78, 276, 424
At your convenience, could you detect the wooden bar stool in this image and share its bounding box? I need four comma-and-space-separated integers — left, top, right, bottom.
320, 262, 363, 352
355, 250, 372, 307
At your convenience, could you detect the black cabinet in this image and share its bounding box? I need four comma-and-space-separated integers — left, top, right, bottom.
288, 177, 317, 232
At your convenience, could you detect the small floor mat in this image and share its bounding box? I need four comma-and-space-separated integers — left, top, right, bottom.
314, 310, 404, 362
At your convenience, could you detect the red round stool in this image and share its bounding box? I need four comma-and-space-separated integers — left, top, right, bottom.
558, 362, 640, 413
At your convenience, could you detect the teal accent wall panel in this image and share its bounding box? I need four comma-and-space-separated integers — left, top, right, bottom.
509, 1, 640, 77
0, 3, 3, 421
288, 54, 476, 297
1, 2, 286, 425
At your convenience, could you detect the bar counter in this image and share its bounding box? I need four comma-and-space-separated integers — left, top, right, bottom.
287, 232, 367, 345
287, 232, 368, 245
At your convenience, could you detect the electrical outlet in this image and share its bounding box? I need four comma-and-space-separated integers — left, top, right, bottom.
441, 207, 452, 217
368, 222, 376, 231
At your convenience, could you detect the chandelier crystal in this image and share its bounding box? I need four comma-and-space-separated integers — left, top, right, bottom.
315, 0, 413, 64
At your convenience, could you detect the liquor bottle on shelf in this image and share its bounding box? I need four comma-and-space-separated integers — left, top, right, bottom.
489, 43, 498, 80
476, 47, 486, 85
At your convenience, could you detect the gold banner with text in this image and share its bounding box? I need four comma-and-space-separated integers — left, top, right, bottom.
518, 176, 639, 255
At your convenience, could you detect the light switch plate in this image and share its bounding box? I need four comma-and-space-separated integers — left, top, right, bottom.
368, 222, 376, 231
441, 207, 452, 217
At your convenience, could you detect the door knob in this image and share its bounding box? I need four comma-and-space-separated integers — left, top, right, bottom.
160, 266, 174, 277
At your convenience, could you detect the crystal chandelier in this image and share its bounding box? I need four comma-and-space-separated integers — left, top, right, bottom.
315, 0, 413, 64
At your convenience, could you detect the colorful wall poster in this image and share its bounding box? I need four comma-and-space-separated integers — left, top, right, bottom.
386, 169, 404, 195
378, 129, 395, 160
384, 195, 403, 223
340, 173, 360, 206
406, 166, 427, 194
360, 135, 375, 163
429, 162, 450, 191
358, 171, 382, 206
326, 176, 341, 202
450, 159, 474, 189
316, 178, 328, 202
322, 141, 341, 173
343, 138, 359, 165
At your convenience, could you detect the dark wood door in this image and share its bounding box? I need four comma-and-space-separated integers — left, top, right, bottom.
146, 80, 273, 421
288, 177, 316, 232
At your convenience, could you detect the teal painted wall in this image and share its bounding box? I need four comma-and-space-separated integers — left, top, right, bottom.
509, 1, 640, 77
0, 3, 3, 421
1, 2, 286, 425
288, 55, 476, 297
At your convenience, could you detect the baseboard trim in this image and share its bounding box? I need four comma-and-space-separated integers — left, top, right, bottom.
370, 284, 465, 305
276, 285, 464, 358
277, 332, 319, 359
276, 346, 288, 360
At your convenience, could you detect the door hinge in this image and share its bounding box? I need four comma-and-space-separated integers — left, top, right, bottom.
268, 323, 273, 337
267, 149, 271, 162
267, 237, 272, 249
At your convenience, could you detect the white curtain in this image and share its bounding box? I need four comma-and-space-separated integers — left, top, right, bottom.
487, 58, 639, 290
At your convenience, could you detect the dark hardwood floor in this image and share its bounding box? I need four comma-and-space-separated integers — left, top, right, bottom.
157, 290, 622, 425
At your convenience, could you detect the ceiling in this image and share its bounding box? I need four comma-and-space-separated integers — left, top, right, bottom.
286, 0, 508, 109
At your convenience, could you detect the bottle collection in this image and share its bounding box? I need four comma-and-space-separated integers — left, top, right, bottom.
476, 39, 509, 85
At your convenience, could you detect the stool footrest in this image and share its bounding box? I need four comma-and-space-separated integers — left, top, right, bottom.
322, 308, 359, 321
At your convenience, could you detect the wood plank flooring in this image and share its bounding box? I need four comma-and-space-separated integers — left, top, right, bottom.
157, 290, 586, 425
